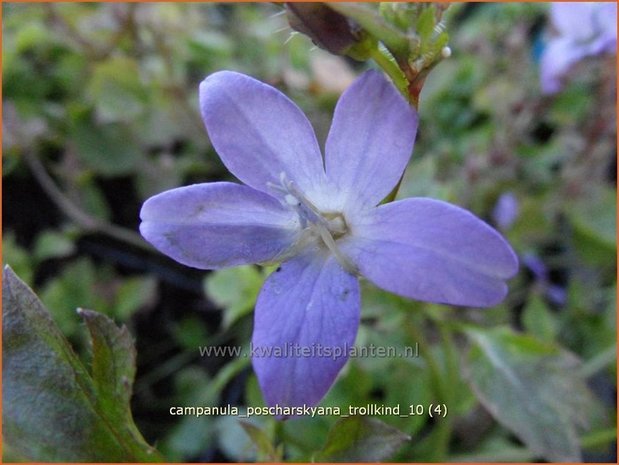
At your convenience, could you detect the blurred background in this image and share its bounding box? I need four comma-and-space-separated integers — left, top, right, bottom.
3, 2, 616, 462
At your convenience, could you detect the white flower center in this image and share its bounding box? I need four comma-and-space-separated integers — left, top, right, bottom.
271, 172, 357, 274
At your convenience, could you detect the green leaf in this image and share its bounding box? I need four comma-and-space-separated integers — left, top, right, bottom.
239, 421, 282, 462
204, 265, 263, 328
77, 176, 113, 220
33, 230, 76, 262
2, 232, 34, 286
171, 315, 209, 350
2, 266, 162, 462
328, 3, 410, 58
159, 368, 216, 461
567, 186, 616, 265
216, 415, 264, 462
78, 308, 135, 416
315, 416, 410, 462
86, 56, 147, 123
71, 119, 142, 177
522, 294, 558, 341
114, 276, 157, 320
465, 326, 599, 462
40, 257, 99, 337
415, 5, 436, 42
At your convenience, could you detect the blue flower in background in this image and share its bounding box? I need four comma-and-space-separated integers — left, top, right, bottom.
492, 192, 520, 231
523, 254, 567, 306
541, 2, 617, 94
140, 70, 518, 412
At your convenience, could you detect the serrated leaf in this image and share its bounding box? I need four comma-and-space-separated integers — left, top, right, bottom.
2, 266, 162, 462
465, 326, 599, 462
78, 308, 135, 415
315, 416, 410, 462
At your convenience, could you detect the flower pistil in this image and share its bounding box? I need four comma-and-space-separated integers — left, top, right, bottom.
271, 171, 357, 274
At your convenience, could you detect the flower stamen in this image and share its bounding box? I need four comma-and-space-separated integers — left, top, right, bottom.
274, 172, 358, 274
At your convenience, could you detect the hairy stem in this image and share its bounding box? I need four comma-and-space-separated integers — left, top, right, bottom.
369, 47, 409, 101
328, 3, 409, 57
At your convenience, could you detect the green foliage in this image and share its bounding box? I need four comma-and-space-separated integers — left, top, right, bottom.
40, 257, 156, 338
2, 2, 616, 462
204, 265, 264, 329
2, 266, 161, 462
216, 416, 268, 462
158, 368, 216, 461
465, 326, 601, 462
87, 56, 148, 123
567, 185, 616, 264
315, 416, 410, 462
2, 232, 35, 286
239, 421, 283, 462
521, 294, 559, 341
71, 118, 143, 176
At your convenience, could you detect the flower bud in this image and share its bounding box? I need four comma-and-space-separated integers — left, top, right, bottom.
285, 3, 358, 56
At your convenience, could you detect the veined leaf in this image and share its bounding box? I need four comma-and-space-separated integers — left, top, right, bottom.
315, 416, 410, 462
465, 326, 600, 462
2, 266, 162, 462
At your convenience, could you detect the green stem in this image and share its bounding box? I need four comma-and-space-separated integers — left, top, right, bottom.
134, 350, 195, 392
211, 356, 251, 394
403, 317, 452, 461
579, 343, 616, 378
439, 325, 457, 403
428, 324, 457, 462
369, 47, 409, 102
370, 45, 413, 204
581, 427, 617, 449
328, 3, 409, 57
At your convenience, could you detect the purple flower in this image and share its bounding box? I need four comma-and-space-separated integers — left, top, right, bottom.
140, 70, 518, 411
492, 192, 519, 230
541, 2, 617, 94
523, 253, 567, 306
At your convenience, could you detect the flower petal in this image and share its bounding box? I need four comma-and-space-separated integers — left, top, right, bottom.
550, 2, 617, 43
199, 71, 326, 197
341, 198, 518, 307
540, 37, 588, 94
140, 182, 299, 269
551, 2, 598, 38
324, 70, 418, 209
252, 250, 360, 412
598, 4, 618, 51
